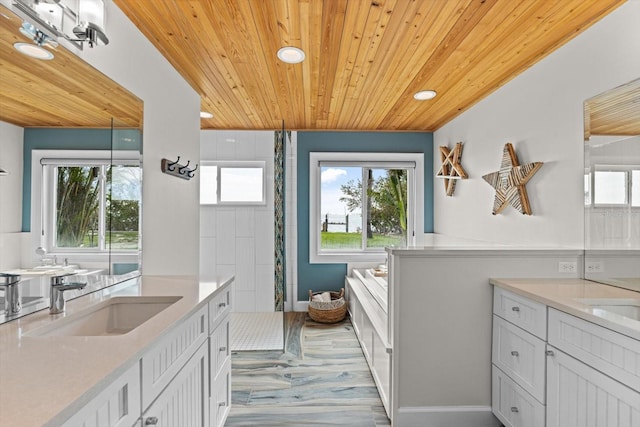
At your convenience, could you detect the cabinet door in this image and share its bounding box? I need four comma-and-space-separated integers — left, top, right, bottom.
141, 304, 208, 410
142, 341, 209, 427
547, 346, 640, 427
61, 362, 141, 427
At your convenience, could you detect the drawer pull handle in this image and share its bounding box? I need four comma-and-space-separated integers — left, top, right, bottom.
511, 306, 520, 312
218, 302, 226, 308
219, 402, 227, 407
510, 407, 519, 413
219, 346, 227, 352
511, 351, 519, 357
145, 417, 159, 425
546, 350, 555, 356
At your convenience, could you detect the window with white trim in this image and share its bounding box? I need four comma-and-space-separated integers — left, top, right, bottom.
589, 165, 640, 207
200, 161, 266, 205
39, 154, 141, 253
310, 152, 424, 263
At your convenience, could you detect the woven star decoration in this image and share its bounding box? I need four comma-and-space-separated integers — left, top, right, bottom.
482, 143, 543, 215
436, 142, 468, 196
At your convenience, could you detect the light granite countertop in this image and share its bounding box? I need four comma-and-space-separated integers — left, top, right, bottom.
490, 278, 640, 340
0, 274, 233, 427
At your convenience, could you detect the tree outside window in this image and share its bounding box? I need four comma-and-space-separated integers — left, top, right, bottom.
53, 163, 140, 251
320, 166, 408, 251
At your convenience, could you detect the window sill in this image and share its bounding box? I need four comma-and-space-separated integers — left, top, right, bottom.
310, 251, 388, 264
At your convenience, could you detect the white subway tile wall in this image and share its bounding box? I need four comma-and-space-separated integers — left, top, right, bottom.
200, 131, 275, 312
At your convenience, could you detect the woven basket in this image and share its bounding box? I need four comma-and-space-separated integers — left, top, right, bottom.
308, 288, 347, 324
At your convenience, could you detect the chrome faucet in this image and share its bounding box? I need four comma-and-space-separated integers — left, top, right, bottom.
49, 274, 86, 314
0, 274, 22, 315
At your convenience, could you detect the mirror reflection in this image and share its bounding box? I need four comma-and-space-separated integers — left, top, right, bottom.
0, 4, 143, 323
584, 78, 640, 292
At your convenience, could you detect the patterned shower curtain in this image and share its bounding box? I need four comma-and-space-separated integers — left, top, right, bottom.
273, 129, 288, 311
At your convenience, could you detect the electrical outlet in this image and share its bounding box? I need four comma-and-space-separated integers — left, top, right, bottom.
586, 261, 603, 273
558, 261, 577, 274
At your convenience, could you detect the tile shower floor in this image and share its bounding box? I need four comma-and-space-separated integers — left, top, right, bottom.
226, 314, 390, 426
231, 312, 285, 351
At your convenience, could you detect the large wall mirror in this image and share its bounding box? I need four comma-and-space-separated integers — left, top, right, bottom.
0, 4, 143, 322
584, 78, 640, 291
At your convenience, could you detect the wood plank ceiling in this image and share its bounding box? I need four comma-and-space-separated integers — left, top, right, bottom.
585, 78, 640, 138
115, 0, 624, 131
0, 5, 142, 128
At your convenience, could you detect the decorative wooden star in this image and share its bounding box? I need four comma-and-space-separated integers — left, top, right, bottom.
436, 142, 468, 196
482, 143, 543, 215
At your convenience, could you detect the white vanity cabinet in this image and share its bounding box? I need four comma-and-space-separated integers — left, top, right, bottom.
546, 308, 640, 427
492, 285, 640, 427
208, 288, 232, 427
141, 304, 209, 410
60, 362, 141, 427
58, 281, 234, 427
546, 344, 640, 427
141, 341, 210, 427
491, 288, 547, 427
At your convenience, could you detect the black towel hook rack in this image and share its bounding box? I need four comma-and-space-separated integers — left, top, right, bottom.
161, 156, 197, 181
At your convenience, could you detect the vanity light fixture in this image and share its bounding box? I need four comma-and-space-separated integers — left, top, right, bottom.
72, 0, 109, 47
277, 46, 305, 64
200, 111, 214, 119
414, 90, 437, 100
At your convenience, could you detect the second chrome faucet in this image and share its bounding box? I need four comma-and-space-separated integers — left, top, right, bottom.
49, 274, 86, 314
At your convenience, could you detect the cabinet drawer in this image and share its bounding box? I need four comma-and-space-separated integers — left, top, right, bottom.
141, 304, 208, 410
210, 315, 230, 378
548, 308, 640, 393
492, 365, 545, 427
210, 359, 231, 427
209, 286, 232, 333
493, 315, 547, 402
494, 288, 547, 340
61, 362, 141, 427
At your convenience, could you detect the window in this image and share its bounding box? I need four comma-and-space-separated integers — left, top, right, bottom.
36, 151, 141, 254
200, 161, 266, 205
589, 165, 640, 207
594, 170, 627, 205
310, 152, 424, 263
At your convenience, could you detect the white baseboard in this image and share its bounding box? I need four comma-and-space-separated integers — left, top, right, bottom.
396, 406, 500, 427
293, 300, 309, 312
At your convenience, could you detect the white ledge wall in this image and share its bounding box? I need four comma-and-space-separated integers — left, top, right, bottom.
0, 121, 23, 270
13, 0, 203, 275
387, 247, 584, 427
433, 1, 640, 247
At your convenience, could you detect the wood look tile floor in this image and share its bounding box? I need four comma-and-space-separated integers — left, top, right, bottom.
225, 313, 391, 426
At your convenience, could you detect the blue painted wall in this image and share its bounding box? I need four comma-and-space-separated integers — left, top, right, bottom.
296, 131, 434, 300
22, 128, 141, 231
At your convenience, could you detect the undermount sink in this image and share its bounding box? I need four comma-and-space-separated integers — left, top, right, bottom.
577, 298, 640, 321
26, 296, 182, 337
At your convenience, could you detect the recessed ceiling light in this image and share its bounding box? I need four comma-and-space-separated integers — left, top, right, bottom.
200, 111, 214, 119
414, 90, 437, 101
14, 42, 54, 60
277, 46, 305, 64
